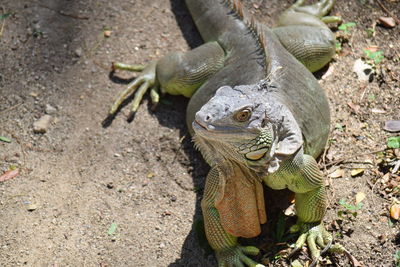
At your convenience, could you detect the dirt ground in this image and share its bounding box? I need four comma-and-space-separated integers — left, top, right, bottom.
0, 0, 399, 266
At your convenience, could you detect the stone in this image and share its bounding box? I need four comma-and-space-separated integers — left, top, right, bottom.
378, 17, 396, 28
33, 115, 53, 134
45, 104, 57, 115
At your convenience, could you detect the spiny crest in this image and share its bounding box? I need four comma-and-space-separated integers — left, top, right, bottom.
256, 66, 285, 91
222, 0, 268, 73
193, 135, 215, 164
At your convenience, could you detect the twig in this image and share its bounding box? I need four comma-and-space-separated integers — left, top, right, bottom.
320, 139, 331, 173
392, 160, 400, 174
366, 178, 377, 206
376, 0, 400, 25
325, 149, 385, 167
0, 6, 7, 38
0, 102, 22, 115
3, 129, 27, 171
172, 134, 187, 164
343, 248, 365, 267
38, 4, 89, 20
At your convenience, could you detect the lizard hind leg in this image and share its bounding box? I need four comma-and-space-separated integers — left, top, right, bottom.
290, 0, 336, 18
273, 0, 339, 72
277, 0, 340, 28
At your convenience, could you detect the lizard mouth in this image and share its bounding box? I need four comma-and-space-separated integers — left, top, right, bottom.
192, 120, 209, 131
244, 148, 269, 161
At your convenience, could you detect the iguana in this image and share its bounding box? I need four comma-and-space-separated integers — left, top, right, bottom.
107, 0, 343, 266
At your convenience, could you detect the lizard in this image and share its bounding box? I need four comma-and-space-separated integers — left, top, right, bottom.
107, 0, 343, 266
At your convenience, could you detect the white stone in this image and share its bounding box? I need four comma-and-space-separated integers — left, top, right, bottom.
33, 115, 53, 134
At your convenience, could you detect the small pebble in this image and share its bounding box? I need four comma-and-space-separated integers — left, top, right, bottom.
104, 30, 112, 38
45, 104, 57, 115
353, 59, 373, 83
378, 16, 396, 28
33, 115, 53, 134
27, 203, 38, 211
74, 47, 83, 57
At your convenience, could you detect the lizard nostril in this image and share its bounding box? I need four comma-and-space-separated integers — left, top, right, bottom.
205, 115, 211, 121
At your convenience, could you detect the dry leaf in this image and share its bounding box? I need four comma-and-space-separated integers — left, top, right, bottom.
0, 168, 19, 182
364, 46, 379, 52
355, 192, 366, 204
347, 102, 361, 114
383, 120, 400, 133
378, 17, 396, 28
329, 168, 345, 178
321, 65, 335, 80
29, 92, 39, 97
351, 168, 365, 177
381, 173, 390, 184
371, 108, 386, 114
104, 30, 112, 37
284, 204, 296, 216
390, 203, 400, 220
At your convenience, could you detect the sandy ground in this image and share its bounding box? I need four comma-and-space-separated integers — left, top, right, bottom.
0, 0, 399, 266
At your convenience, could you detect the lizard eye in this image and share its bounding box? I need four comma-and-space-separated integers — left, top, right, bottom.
234, 108, 252, 122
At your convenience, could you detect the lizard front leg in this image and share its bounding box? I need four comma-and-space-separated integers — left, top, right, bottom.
266, 149, 334, 266
108, 41, 226, 117
202, 167, 264, 267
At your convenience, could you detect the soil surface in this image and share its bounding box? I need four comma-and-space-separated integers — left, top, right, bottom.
1, 0, 399, 266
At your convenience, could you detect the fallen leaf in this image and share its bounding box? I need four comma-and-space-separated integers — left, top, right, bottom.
0, 168, 19, 182
29, 92, 39, 97
284, 204, 296, 216
392, 160, 400, 174
383, 120, 400, 133
291, 259, 303, 267
390, 203, 400, 220
364, 46, 379, 52
378, 17, 396, 28
0, 136, 11, 143
329, 168, 345, 178
387, 136, 400, 149
351, 168, 365, 177
371, 108, 386, 114
0, 13, 11, 20
381, 173, 390, 184
107, 222, 117, 235
355, 192, 366, 204
343, 249, 365, 267
347, 102, 361, 114
321, 65, 335, 80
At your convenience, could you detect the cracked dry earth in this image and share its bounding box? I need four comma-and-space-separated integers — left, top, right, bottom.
0, 0, 399, 266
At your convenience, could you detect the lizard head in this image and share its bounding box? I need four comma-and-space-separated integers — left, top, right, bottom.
192, 83, 280, 169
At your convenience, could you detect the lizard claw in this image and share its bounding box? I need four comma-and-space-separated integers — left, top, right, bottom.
109, 61, 159, 117
289, 221, 333, 266
216, 245, 264, 267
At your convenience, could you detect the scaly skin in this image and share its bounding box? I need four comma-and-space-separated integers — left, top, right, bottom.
108, 0, 342, 266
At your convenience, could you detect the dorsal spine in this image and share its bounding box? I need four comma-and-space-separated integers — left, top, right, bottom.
222, 0, 268, 73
